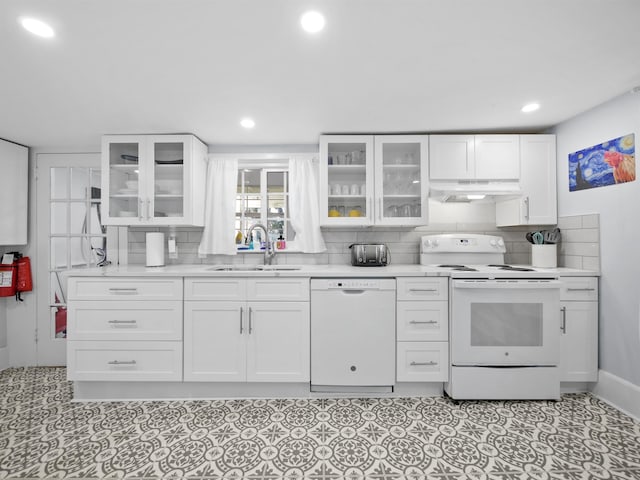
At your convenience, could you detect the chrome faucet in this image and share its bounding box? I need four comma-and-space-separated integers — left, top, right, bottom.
247, 223, 276, 265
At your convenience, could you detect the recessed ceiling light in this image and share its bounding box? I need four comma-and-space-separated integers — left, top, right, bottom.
240, 118, 255, 129
521, 102, 540, 113
19, 17, 55, 38
300, 11, 325, 33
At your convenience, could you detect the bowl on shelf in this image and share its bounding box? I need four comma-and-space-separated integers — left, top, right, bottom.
119, 210, 137, 217
125, 180, 138, 190
155, 179, 182, 194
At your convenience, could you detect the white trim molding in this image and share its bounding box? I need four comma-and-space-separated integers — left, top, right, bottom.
591, 369, 640, 421
0, 346, 8, 371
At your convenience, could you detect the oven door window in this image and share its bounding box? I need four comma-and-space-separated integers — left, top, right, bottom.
470, 303, 543, 347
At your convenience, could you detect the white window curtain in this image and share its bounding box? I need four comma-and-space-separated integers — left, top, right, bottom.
289, 156, 326, 253
198, 157, 239, 256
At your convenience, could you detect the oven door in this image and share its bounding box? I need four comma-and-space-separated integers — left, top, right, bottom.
451, 279, 561, 366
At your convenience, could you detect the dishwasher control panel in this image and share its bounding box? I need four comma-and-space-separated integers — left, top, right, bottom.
327, 279, 381, 289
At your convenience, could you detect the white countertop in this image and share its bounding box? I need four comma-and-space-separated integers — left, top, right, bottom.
63, 264, 599, 278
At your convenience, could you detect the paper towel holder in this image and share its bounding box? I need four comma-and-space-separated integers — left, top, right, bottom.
146, 232, 165, 267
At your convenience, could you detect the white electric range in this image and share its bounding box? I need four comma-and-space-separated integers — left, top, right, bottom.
420, 234, 562, 400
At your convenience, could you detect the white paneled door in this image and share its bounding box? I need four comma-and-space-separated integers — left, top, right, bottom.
36, 153, 103, 365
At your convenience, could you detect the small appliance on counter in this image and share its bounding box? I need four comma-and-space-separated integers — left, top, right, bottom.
349, 243, 389, 266
146, 232, 165, 267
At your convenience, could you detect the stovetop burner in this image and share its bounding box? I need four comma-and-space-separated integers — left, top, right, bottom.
487, 264, 535, 272
437, 264, 478, 272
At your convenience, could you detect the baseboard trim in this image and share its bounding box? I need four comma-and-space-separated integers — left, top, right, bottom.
0, 346, 8, 372
591, 369, 640, 421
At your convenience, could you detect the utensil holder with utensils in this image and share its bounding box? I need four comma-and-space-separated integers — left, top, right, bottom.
531, 244, 557, 268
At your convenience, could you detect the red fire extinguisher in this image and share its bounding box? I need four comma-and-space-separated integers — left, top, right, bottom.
0, 252, 32, 301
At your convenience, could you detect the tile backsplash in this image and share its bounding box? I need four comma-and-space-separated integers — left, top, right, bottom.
126, 214, 600, 272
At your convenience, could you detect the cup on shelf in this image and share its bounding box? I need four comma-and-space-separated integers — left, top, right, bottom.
386, 205, 398, 217
348, 206, 362, 217
331, 183, 342, 195
359, 184, 366, 195
411, 203, 421, 217
401, 204, 412, 217
341, 184, 351, 195
350, 184, 360, 195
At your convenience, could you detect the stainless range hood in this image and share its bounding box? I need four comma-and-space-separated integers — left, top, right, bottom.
429, 180, 521, 203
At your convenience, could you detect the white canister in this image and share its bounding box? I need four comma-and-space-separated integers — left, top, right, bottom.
531, 244, 557, 268
146, 232, 165, 267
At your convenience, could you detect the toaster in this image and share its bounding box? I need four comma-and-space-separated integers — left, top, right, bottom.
349, 243, 390, 266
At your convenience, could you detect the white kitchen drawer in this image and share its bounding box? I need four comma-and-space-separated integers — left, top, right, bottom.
247, 278, 310, 301
560, 277, 598, 301
67, 301, 182, 341
185, 278, 245, 301
397, 301, 448, 342
397, 278, 448, 301
67, 341, 182, 381
67, 277, 183, 301
396, 341, 448, 382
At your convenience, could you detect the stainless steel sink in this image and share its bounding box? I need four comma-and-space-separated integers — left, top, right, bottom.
207, 265, 302, 271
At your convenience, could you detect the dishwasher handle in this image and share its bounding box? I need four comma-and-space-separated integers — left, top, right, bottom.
340, 289, 367, 294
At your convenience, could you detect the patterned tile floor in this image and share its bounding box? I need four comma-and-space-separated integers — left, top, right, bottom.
0, 368, 639, 479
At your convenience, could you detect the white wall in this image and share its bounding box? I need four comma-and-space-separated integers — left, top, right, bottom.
554, 91, 640, 387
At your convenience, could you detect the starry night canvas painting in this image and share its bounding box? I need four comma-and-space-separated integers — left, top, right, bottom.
569, 134, 635, 191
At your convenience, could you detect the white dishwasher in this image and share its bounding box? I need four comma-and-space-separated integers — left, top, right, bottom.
311, 278, 396, 393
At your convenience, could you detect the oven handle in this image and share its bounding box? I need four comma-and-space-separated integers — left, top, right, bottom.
452, 280, 562, 289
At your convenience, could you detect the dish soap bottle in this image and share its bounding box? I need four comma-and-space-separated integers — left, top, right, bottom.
277, 234, 285, 250
235, 231, 243, 244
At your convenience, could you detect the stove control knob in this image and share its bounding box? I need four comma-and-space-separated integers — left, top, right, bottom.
497, 239, 505, 247
423, 239, 432, 248
432, 239, 439, 247
490, 239, 497, 247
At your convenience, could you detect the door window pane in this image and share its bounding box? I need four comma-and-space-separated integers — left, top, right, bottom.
50, 168, 68, 199
50, 203, 67, 235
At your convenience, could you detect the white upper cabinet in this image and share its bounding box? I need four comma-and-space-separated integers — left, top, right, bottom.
429, 134, 519, 180
0, 139, 28, 245
319, 134, 429, 226
102, 134, 207, 226
496, 134, 557, 226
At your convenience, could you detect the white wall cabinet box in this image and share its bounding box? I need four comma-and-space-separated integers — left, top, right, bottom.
396, 277, 449, 382
101, 134, 207, 226
319, 135, 429, 226
66, 277, 184, 381
0, 139, 28, 245
429, 135, 520, 181
184, 278, 310, 382
496, 135, 557, 226
559, 277, 598, 382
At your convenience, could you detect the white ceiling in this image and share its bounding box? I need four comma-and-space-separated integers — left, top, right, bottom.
2, 0, 640, 150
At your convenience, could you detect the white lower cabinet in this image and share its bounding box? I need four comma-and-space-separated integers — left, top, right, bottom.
560, 277, 599, 382
396, 277, 449, 382
66, 277, 184, 382
184, 278, 310, 383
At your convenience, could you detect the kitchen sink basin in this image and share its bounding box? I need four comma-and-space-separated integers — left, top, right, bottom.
207, 265, 302, 271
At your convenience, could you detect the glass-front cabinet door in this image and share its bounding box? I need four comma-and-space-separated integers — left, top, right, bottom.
319, 135, 374, 226
102, 134, 207, 226
374, 135, 429, 226
104, 136, 143, 222
150, 137, 186, 222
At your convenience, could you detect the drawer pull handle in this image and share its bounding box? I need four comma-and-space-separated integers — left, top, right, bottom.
408, 288, 438, 292
108, 288, 139, 295
108, 320, 137, 325
566, 288, 596, 292
248, 307, 253, 334
240, 307, 244, 334
561, 306, 567, 333
410, 361, 437, 366
409, 320, 438, 325
107, 360, 137, 365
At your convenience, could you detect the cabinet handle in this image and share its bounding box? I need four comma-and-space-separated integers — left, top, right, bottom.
409, 320, 438, 325
379, 198, 382, 220
408, 288, 438, 292
146, 199, 151, 220
108, 288, 138, 295
138, 198, 143, 221
561, 306, 567, 333
107, 360, 137, 365
566, 288, 596, 292
524, 196, 530, 220
410, 361, 437, 366
108, 320, 137, 325
248, 307, 253, 334
368, 197, 372, 220
240, 307, 244, 334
